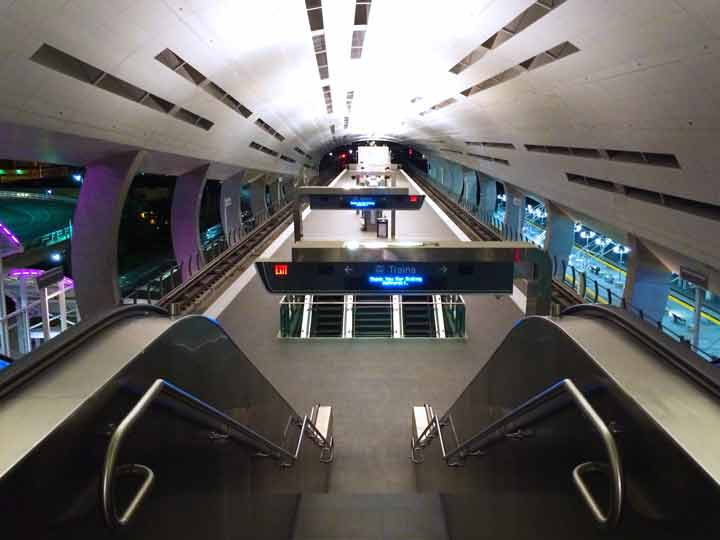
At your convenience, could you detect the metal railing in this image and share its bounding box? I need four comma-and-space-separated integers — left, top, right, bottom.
412, 378, 623, 529
0, 280, 79, 358
102, 378, 334, 528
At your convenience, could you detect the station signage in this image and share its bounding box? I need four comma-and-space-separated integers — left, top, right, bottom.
256, 260, 514, 294
308, 194, 425, 211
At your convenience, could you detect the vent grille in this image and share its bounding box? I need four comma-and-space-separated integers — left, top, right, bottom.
31, 44, 214, 131
344, 117, 349, 129
351, 30, 366, 59
529, 145, 680, 169
330, 124, 336, 135
461, 41, 579, 98
295, 147, 311, 158
155, 48, 252, 119
307, 1, 329, 81
255, 118, 285, 142
420, 97, 457, 116
346, 90, 355, 112
440, 148, 463, 155
354, 0, 372, 25
449, 0, 567, 74
280, 155, 297, 164
567, 172, 720, 221
566, 173, 615, 191
467, 152, 510, 165
465, 141, 515, 150
323, 85, 333, 114
249, 141, 279, 157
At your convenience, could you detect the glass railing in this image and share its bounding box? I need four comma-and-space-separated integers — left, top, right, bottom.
411, 165, 720, 363
278, 294, 466, 339
123, 188, 298, 305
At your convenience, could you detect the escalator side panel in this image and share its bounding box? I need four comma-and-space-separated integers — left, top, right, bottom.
416, 316, 720, 538
0, 315, 327, 538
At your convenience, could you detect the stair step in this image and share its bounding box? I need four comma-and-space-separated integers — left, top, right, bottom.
293, 494, 449, 540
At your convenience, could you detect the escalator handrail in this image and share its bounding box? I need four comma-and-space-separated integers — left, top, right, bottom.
0, 304, 168, 399
103, 377, 332, 528
562, 304, 720, 399
437, 378, 623, 529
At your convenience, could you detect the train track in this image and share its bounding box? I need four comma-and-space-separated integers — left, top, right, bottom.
407, 167, 583, 309
159, 172, 340, 315
159, 200, 298, 315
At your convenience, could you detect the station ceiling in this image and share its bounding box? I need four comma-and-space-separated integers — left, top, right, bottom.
0, 0, 719, 271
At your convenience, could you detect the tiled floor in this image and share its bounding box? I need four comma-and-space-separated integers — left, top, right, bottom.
217, 171, 522, 493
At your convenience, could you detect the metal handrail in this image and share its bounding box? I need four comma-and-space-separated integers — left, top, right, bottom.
102, 378, 332, 527
415, 378, 623, 529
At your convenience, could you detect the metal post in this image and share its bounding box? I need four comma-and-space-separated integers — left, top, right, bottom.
40, 286, 51, 341
391, 172, 396, 239
692, 286, 703, 350
18, 277, 30, 354
0, 258, 7, 355
58, 280, 68, 331
293, 199, 303, 241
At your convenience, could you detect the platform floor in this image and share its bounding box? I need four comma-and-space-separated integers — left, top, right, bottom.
215, 171, 522, 492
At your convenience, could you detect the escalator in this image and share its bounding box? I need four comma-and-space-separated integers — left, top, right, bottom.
411, 304, 720, 539
402, 295, 436, 337
0, 305, 333, 539
3, 301, 720, 538
353, 295, 392, 337
309, 295, 343, 337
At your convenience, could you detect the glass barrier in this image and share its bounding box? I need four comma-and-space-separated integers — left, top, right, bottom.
278, 294, 466, 339
123, 189, 298, 305
411, 165, 720, 364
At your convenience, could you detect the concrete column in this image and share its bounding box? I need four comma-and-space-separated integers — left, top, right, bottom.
172, 164, 210, 281
448, 161, 464, 197
462, 169, 477, 207
624, 235, 671, 322
247, 178, 268, 217
71, 151, 145, 319
220, 170, 246, 245
266, 177, 281, 209
504, 183, 525, 239
544, 202, 575, 278
476, 172, 497, 215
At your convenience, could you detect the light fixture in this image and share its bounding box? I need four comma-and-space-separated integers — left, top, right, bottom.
50, 252, 62, 262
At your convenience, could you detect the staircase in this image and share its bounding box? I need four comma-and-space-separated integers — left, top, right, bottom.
309, 295, 344, 337
402, 295, 437, 337
353, 295, 393, 337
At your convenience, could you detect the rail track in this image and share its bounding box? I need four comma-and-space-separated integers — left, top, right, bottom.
159, 171, 340, 315
407, 167, 583, 309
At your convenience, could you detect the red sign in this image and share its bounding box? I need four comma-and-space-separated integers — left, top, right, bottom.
274, 264, 288, 277
409, 195, 418, 203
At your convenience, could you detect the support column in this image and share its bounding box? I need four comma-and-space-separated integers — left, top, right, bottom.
220, 170, 246, 245
247, 178, 268, 218
171, 164, 211, 281
448, 161, 464, 198
503, 183, 525, 240
544, 202, 575, 279
476, 172, 497, 216
71, 151, 145, 319
624, 236, 671, 323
